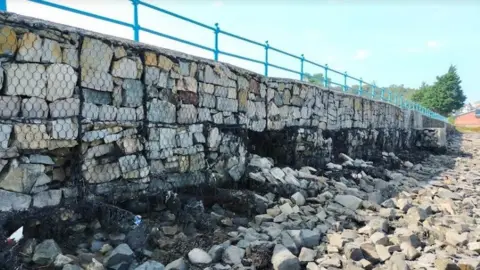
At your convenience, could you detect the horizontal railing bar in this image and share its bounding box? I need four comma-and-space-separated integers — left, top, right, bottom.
28, 0, 134, 28
218, 30, 265, 47
139, 26, 215, 52
269, 46, 302, 60
328, 69, 344, 76
303, 59, 326, 69
138, 0, 215, 31
218, 50, 265, 65
269, 63, 301, 75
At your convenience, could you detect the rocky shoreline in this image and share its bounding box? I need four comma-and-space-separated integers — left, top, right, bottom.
1, 133, 479, 270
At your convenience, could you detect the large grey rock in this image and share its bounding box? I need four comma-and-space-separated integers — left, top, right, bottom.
54, 254, 74, 268
0, 96, 21, 118
271, 244, 300, 270
16, 32, 42, 62
216, 97, 238, 112
291, 192, 306, 206
188, 248, 212, 265
0, 189, 32, 211
81, 68, 114, 92
32, 239, 62, 265
21, 97, 48, 118
5, 63, 47, 98
49, 98, 80, 118
46, 64, 77, 101
177, 104, 197, 124
83, 88, 112, 105
334, 194, 362, 210
103, 243, 134, 267
298, 247, 316, 262
208, 244, 226, 263
147, 99, 176, 123
135, 260, 165, 270
122, 79, 144, 107
165, 257, 187, 270
222, 246, 245, 265
80, 37, 113, 72
50, 118, 78, 140
0, 165, 46, 193
33, 190, 62, 208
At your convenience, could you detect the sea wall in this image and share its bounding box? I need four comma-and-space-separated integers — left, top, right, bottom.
0, 12, 447, 212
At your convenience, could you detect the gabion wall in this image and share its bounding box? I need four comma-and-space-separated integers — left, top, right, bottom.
0, 12, 447, 212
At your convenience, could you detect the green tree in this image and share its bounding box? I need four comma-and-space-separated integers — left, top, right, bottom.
303, 72, 331, 86
417, 65, 466, 115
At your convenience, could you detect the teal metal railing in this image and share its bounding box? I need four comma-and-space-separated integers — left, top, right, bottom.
0, 0, 448, 122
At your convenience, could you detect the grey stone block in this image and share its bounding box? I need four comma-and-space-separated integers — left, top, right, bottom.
147, 99, 175, 123
200, 93, 216, 108
49, 98, 80, 118
122, 79, 143, 107
98, 105, 118, 121
50, 118, 78, 140
116, 107, 137, 121
0, 189, 31, 212
177, 104, 197, 124
0, 96, 21, 118
5, 63, 47, 98
83, 88, 112, 105
216, 97, 238, 112
176, 131, 193, 148
46, 64, 77, 101
80, 37, 113, 72
22, 97, 48, 119
33, 190, 62, 208
82, 102, 99, 120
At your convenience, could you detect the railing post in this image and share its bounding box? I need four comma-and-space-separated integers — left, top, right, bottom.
300, 54, 305, 81
131, 0, 140, 42
324, 64, 329, 88
0, 0, 6, 11
371, 83, 376, 99
343, 71, 347, 92
264, 41, 269, 77
381, 88, 385, 101
214, 23, 220, 61
358, 78, 363, 96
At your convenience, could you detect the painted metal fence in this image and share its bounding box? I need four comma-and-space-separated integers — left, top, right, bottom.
0, 0, 447, 122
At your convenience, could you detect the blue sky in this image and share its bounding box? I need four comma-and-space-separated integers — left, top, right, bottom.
8, 0, 480, 103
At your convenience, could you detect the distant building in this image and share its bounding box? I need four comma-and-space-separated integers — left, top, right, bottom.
454, 109, 480, 127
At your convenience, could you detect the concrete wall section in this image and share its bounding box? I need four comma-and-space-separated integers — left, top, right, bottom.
0, 12, 448, 212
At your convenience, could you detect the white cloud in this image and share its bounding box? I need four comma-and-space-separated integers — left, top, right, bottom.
426, 40, 439, 48
354, 49, 370, 60
212, 0, 224, 7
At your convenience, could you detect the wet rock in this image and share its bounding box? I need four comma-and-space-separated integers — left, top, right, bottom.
32, 239, 62, 265
222, 246, 245, 265
188, 248, 212, 265
271, 244, 300, 270
103, 243, 134, 267
164, 258, 187, 270
291, 192, 306, 206
334, 194, 362, 210
54, 254, 74, 267
298, 247, 316, 262
135, 260, 165, 270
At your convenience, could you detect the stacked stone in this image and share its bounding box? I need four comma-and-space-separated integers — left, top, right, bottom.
78, 38, 148, 198
266, 80, 316, 130
143, 51, 207, 190
0, 27, 80, 211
